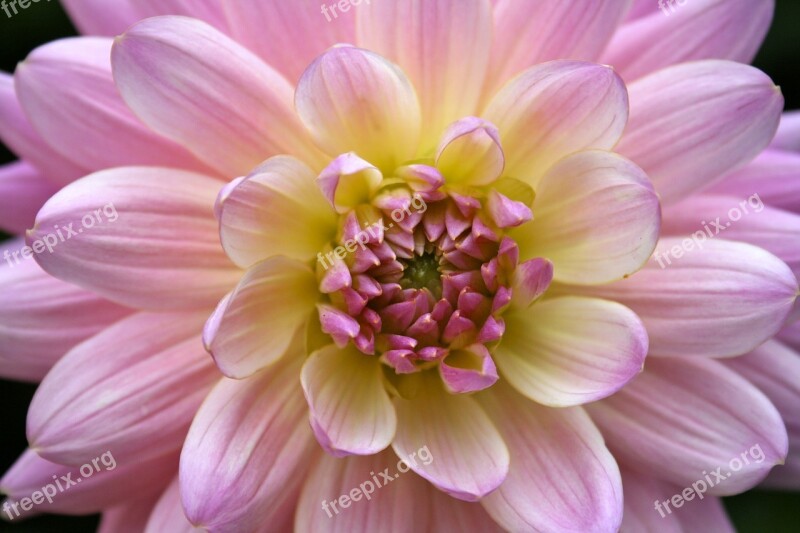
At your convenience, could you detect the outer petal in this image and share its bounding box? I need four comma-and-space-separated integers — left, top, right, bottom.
28, 167, 240, 310
301, 345, 396, 457
483, 61, 629, 187
61, 0, 149, 35
512, 151, 660, 284
662, 194, 800, 278
391, 372, 509, 501
485, 0, 629, 97
479, 384, 623, 532
572, 238, 798, 358
99, 496, 161, 533
0, 449, 176, 516
0, 73, 89, 185
144, 477, 196, 533
27, 311, 218, 465
225, 0, 355, 84
0, 239, 131, 383
724, 340, 800, 490
619, 466, 734, 532
356, 0, 492, 151
615, 61, 783, 205
772, 110, 800, 152
295, 449, 429, 533
588, 358, 788, 495
495, 296, 647, 407
0, 161, 58, 234
112, 16, 323, 177
218, 156, 337, 268
296, 46, 421, 174
705, 149, 800, 214
204, 257, 318, 379
16, 37, 211, 175
180, 355, 313, 533
603, 0, 774, 81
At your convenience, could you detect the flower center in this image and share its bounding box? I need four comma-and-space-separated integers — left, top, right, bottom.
399, 251, 441, 294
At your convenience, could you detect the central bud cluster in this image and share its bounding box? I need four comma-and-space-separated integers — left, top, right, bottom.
312, 117, 549, 394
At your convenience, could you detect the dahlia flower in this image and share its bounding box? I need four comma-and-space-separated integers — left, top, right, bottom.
0, 0, 798, 531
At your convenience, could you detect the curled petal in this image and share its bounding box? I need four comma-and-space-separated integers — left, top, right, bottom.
296, 46, 421, 173
391, 372, 509, 501
480, 384, 623, 532
436, 117, 504, 186
205, 257, 318, 379
317, 153, 383, 214
301, 345, 396, 457
484, 61, 629, 187
219, 156, 337, 268
512, 151, 660, 285
495, 296, 647, 407
112, 16, 323, 177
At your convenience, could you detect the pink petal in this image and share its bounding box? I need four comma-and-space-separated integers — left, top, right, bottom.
296, 46, 421, 173
485, 0, 629, 97
510, 258, 553, 309
0, 161, 58, 234
588, 357, 788, 495
180, 356, 315, 532
496, 296, 647, 407
218, 156, 337, 268
772, 110, 800, 152
724, 340, 800, 490
112, 16, 323, 178
16, 37, 212, 175
0, 449, 176, 516
205, 257, 317, 379
603, 0, 774, 81
576, 238, 798, 358
619, 466, 734, 532
295, 449, 429, 532
439, 344, 499, 394
144, 477, 196, 533
225, 0, 355, 84
616, 60, 783, 205
356, 0, 492, 151
663, 194, 800, 278
0, 238, 131, 383
483, 61, 628, 187
391, 372, 509, 501
0, 73, 88, 185
479, 384, 623, 532
705, 149, 800, 214
512, 150, 660, 284
99, 495, 160, 533
27, 311, 218, 465
301, 345, 396, 456
435, 117, 504, 186
28, 166, 240, 310
61, 0, 149, 35
317, 153, 383, 214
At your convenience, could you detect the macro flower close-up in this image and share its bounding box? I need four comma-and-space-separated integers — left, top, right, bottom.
0, 0, 799, 532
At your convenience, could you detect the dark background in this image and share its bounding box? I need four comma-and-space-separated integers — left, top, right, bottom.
0, 1, 798, 531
